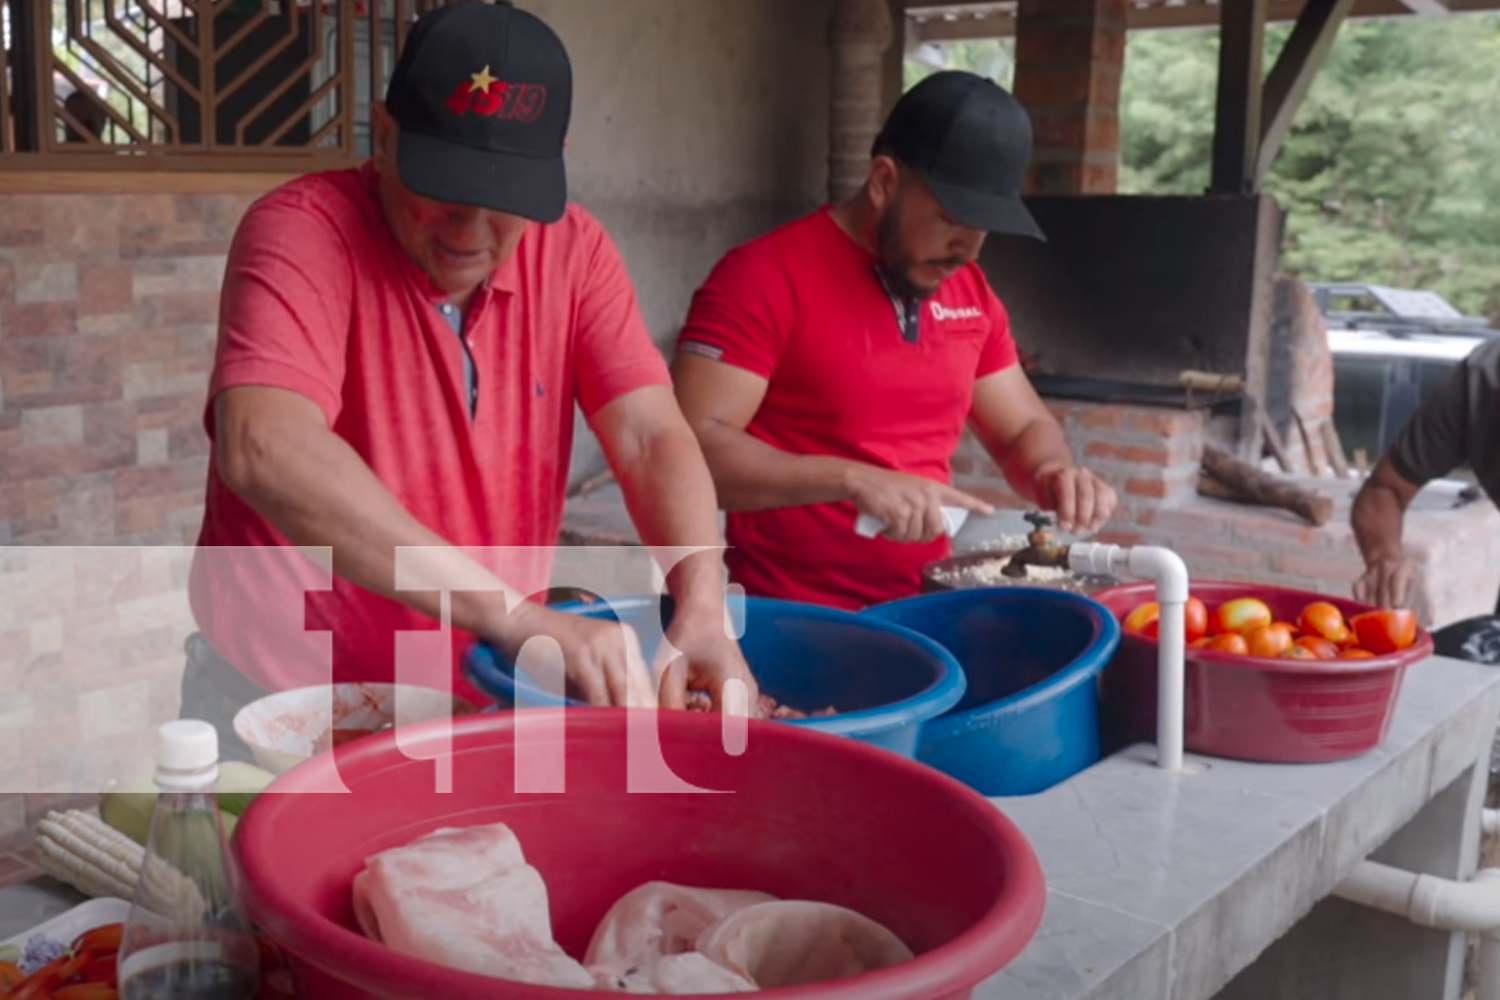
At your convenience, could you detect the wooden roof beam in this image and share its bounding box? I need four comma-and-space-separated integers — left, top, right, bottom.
1255, 0, 1359, 185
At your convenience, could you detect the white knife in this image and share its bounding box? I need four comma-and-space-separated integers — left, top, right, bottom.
855, 506, 970, 540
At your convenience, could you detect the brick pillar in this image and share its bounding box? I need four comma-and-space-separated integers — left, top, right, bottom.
1012, 0, 1128, 195
828, 0, 894, 203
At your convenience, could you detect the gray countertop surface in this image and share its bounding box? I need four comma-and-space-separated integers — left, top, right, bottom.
972, 653, 1500, 1000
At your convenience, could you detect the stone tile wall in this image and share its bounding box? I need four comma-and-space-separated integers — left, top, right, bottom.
0, 190, 259, 843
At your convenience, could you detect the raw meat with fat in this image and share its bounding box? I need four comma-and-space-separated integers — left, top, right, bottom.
351, 823, 596, 989
695, 900, 915, 989
600, 952, 758, 994
586, 881, 774, 984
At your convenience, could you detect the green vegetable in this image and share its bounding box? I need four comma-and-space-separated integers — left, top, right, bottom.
0, 944, 20, 964
215, 761, 277, 816
100, 761, 274, 846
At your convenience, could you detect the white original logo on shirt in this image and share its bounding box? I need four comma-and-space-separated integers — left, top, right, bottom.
930, 302, 984, 322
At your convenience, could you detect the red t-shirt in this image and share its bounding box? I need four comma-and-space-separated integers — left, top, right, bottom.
190, 163, 670, 702
677, 207, 1018, 610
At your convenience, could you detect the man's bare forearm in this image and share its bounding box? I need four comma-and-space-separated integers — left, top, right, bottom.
217, 390, 523, 641
1352, 481, 1407, 565
993, 418, 1075, 505
609, 421, 734, 609
693, 421, 864, 512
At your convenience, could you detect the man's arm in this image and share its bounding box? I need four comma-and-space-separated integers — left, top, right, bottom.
968, 366, 1117, 534
587, 384, 759, 712
1350, 456, 1424, 609
671, 353, 993, 543
670, 354, 857, 510
1351, 353, 1475, 611
215, 385, 659, 707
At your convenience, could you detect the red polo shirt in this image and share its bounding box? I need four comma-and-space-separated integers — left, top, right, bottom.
190, 163, 670, 702
677, 207, 1018, 610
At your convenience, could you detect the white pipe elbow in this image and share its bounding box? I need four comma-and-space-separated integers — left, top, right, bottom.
1484, 808, 1500, 838
1336, 860, 1500, 933
1126, 547, 1190, 603
1070, 542, 1189, 772
1067, 544, 1188, 600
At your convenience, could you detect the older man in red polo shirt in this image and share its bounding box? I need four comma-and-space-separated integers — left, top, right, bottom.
673, 72, 1117, 611
185, 1, 755, 758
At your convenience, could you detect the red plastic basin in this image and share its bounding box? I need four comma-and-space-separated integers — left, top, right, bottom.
235, 709, 1046, 1000
1094, 582, 1433, 764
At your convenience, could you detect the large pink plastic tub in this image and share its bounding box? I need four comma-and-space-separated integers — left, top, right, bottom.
235, 710, 1046, 1000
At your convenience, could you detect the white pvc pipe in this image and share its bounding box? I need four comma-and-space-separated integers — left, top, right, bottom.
1334, 860, 1500, 933
1484, 808, 1500, 838
1069, 544, 1190, 772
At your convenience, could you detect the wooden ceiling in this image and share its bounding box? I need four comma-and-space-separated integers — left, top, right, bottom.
905, 0, 1500, 44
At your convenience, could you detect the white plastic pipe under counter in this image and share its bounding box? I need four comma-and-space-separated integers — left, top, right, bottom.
1067, 544, 1190, 772
1336, 862, 1500, 1000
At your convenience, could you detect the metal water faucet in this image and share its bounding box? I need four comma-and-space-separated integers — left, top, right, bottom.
1002, 511, 1073, 577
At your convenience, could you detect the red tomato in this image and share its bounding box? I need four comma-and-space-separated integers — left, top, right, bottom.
1185, 597, 1209, 642
1195, 632, 1250, 655
1246, 622, 1296, 658
1211, 597, 1273, 637
1338, 648, 1376, 660
1295, 636, 1341, 660
1297, 601, 1351, 643
1123, 602, 1161, 638
1350, 609, 1418, 654
1280, 644, 1320, 659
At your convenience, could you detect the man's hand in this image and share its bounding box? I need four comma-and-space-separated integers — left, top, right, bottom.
847, 466, 994, 544
655, 602, 761, 717
1036, 466, 1117, 535
1354, 556, 1421, 611
497, 602, 660, 708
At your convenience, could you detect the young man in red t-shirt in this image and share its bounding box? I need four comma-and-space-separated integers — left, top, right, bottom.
672, 72, 1117, 610
185, 1, 756, 757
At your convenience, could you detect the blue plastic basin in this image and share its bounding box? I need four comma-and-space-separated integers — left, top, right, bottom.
464, 595, 967, 758
861, 587, 1121, 795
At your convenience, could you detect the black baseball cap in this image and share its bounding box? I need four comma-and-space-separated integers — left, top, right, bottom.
384, 1, 572, 223
874, 71, 1045, 241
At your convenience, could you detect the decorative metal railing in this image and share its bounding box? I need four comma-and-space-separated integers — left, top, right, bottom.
0, 0, 455, 168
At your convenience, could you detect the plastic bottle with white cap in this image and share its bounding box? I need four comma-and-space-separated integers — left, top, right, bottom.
117, 720, 260, 1000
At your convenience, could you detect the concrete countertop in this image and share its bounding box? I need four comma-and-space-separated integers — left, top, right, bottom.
971, 653, 1500, 1000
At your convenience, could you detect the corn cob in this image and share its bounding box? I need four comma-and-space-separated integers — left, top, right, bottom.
35, 810, 211, 924
33, 809, 142, 900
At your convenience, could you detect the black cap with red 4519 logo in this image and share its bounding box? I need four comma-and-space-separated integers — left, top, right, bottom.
385, 0, 572, 223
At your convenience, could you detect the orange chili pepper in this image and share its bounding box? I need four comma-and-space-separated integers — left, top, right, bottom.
0, 960, 26, 989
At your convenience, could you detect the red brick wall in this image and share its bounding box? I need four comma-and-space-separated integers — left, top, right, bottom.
0, 191, 259, 545
1266, 274, 1336, 475
1012, 0, 1128, 195
952, 399, 1500, 626
0, 189, 261, 845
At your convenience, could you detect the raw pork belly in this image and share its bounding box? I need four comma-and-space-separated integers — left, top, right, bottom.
351, 823, 596, 989
586, 882, 772, 992
606, 953, 758, 994
696, 900, 916, 989
352, 823, 916, 994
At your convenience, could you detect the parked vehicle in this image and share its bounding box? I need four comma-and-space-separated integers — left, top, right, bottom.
1314, 282, 1499, 465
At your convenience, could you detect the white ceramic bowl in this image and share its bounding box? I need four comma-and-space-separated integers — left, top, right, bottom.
233, 683, 480, 775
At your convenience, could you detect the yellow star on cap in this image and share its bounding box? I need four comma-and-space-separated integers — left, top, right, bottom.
470, 65, 497, 94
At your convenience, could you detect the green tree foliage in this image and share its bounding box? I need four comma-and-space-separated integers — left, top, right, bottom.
908, 16, 1500, 323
